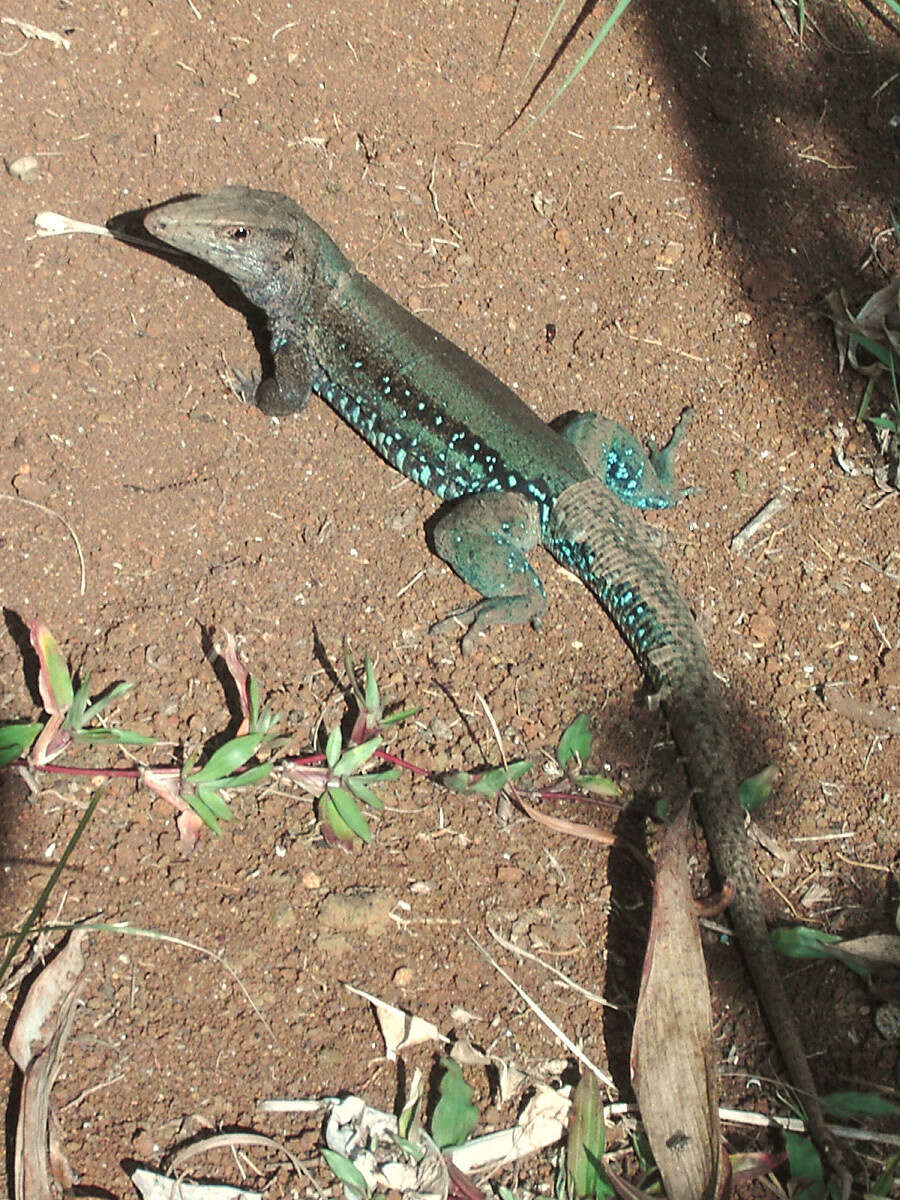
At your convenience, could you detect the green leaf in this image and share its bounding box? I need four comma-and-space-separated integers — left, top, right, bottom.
821, 1091, 900, 1121
444, 760, 533, 796
870, 1150, 900, 1196
30, 622, 74, 714
850, 332, 893, 368
328, 785, 372, 844
387, 1132, 424, 1163
382, 704, 421, 727
430, 1057, 479, 1150
785, 1132, 824, 1183
66, 674, 92, 730
576, 774, 620, 797
193, 733, 264, 781
0, 785, 104, 986
567, 1072, 612, 1199
248, 674, 260, 725
531, 0, 636, 123
187, 792, 224, 833
467, 759, 532, 796
325, 724, 343, 769
0, 722, 43, 766
362, 767, 402, 783
81, 680, 134, 723
770, 926, 843, 960
210, 761, 273, 791
364, 652, 379, 714
442, 771, 470, 793
319, 791, 357, 844
333, 736, 381, 777
557, 714, 592, 770
793, 1184, 827, 1200
320, 1148, 370, 1199
345, 777, 385, 810
194, 784, 234, 823
73, 729, 155, 746
738, 763, 778, 813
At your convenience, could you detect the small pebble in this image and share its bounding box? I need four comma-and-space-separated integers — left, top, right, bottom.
7, 155, 39, 181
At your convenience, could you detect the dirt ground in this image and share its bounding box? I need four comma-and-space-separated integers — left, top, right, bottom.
1, 0, 899, 1194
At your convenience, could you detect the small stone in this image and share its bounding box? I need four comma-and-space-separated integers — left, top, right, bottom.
7, 155, 39, 181
12, 469, 49, 503
734, 311, 753, 326
750, 612, 777, 644
132, 1129, 158, 1158
875, 1003, 900, 1041
393, 966, 413, 987
657, 240, 684, 268
497, 865, 523, 884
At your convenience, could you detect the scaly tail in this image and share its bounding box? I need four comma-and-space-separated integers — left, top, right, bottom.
548, 478, 840, 1170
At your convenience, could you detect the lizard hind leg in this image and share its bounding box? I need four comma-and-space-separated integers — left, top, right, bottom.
560, 407, 693, 510
430, 491, 546, 656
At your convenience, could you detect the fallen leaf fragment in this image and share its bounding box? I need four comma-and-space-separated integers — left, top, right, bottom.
832, 933, 900, 973
33, 211, 110, 237
1, 17, 70, 49
631, 805, 730, 1200
7, 928, 89, 1200
447, 1084, 570, 1173
131, 1168, 260, 1200
345, 983, 448, 1059
325, 1094, 448, 1200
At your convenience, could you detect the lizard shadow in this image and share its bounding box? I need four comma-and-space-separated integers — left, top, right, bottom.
109, 201, 277, 397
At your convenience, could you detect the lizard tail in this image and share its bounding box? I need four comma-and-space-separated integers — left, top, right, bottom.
548, 478, 839, 1167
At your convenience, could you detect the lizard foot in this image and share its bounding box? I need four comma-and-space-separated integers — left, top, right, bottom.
431, 595, 543, 656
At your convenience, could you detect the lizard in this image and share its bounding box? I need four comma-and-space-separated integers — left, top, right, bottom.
143, 185, 839, 1171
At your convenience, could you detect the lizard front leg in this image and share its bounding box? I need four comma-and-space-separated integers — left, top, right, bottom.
560, 407, 692, 510
430, 492, 546, 655
255, 339, 314, 415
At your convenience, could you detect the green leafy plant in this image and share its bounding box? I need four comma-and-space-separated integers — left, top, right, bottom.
2, 621, 154, 768
738, 763, 778, 812
442, 758, 533, 797
344, 644, 421, 742
285, 726, 399, 847
430, 1057, 479, 1151
142, 732, 276, 837
320, 1148, 376, 1200
565, 1072, 613, 1199
0, 621, 412, 848
522, 0, 637, 128
556, 714, 620, 797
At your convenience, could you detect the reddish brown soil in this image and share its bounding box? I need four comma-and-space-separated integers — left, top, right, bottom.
1, 0, 898, 1194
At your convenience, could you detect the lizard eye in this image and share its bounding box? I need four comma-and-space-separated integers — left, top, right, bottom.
283, 247, 294, 262
226, 226, 250, 241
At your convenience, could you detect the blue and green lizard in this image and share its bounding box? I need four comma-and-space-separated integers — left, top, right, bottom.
144, 185, 837, 1167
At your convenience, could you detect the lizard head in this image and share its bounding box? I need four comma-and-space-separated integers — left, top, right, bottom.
144, 185, 341, 312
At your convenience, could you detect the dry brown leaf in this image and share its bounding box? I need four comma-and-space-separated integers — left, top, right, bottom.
631, 805, 730, 1200
7, 927, 90, 1200
833, 933, 900, 972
